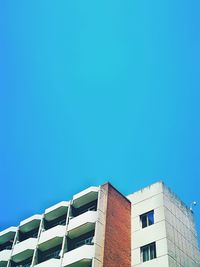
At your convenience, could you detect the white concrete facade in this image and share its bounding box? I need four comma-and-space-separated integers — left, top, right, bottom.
0, 186, 102, 267
127, 182, 200, 267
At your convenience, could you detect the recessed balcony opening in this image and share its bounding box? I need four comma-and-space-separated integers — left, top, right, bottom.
44, 214, 67, 231
72, 187, 99, 212
38, 223, 65, 253
12, 238, 37, 263
36, 244, 62, 265
0, 227, 17, 253
44, 202, 68, 229
66, 230, 94, 253
70, 200, 97, 219
62, 233, 94, 267
18, 227, 39, 243
10, 256, 32, 267
18, 215, 42, 243
0, 240, 13, 251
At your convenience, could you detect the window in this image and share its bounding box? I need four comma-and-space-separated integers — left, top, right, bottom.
140, 210, 154, 228
43, 250, 60, 261
141, 242, 156, 262
74, 237, 94, 248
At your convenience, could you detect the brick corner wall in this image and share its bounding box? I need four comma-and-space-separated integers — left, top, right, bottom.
101, 183, 131, 267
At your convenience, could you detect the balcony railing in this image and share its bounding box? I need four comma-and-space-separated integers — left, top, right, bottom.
12, 238, 37, 262
0, 249, 12, 263
38, 225, 65, 251
68, 211, 97, 239
34, 258, 61, 267
62, 244, 94, 267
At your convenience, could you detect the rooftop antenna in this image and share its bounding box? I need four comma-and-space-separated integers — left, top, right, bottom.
190, 201, 197, 211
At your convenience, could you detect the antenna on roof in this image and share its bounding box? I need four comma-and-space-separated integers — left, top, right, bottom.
190, 201, 197, 211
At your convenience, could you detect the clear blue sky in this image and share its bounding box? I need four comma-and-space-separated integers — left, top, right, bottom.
0, 1, 200, 242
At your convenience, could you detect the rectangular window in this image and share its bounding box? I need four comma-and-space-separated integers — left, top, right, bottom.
141, 242, 156, 262
140, 210, 154, 228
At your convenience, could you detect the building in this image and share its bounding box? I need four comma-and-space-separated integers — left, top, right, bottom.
0, 182, 199, 267
127, 182, 200, 267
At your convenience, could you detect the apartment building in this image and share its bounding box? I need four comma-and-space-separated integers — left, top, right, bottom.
0, 182, 199, 267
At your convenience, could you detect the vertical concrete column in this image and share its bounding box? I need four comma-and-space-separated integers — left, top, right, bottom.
31, 215, 44, 267
93, 186, 108, 267
6, 228, 19, 267
60, 201, 72, 267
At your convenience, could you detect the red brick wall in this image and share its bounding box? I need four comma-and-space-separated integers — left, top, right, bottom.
102, 183, 131, 267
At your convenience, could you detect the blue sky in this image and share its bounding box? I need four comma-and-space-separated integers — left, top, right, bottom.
0, 0, 200, 242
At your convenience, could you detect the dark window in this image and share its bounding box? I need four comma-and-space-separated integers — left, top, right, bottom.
18, 227, 39, 242
141, 242, 156, 262
71, 200, 97, 218
140, 210, 154, 228
67, 230, 95, 251
44, 214, 67, 230
37, 244, 61, 264
42, 249, 60, 261
0, 240, 13, 251
74, 236, 94, 248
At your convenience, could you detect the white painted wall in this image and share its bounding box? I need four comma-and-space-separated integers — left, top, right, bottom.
128, 182, 168, 267
127, 182, 200, 267
163, 185, 200, 267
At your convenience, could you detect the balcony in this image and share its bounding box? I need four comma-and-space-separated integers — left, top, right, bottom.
38, 225, 65, 251
12, 238, 37, 263
0, 249, 12, 266
72, 187, 99, 209
0, 227, 17, 247
19, 215, 42, 233
45, 201, 69, 222
62, 245, 94, 267
68, 211, 97, 239
34, 258, 61, 267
